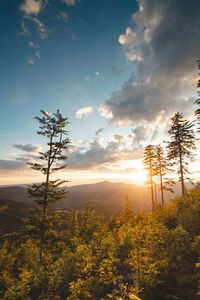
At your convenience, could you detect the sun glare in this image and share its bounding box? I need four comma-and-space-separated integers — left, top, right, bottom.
128, 170, 147, 185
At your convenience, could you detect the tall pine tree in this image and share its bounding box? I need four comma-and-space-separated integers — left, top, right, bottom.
154, 145, 174, 205
143, 145, 156, 210
167, 112, 196, 196
27, 110, 70, 267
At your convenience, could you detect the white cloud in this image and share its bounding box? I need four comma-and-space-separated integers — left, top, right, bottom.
71, 139, 83, 144
119, 27, 136, 45
20, 0, 42, 15
75, 106, 93, 119
98, 105, 113, 119
61, 0, 79, 6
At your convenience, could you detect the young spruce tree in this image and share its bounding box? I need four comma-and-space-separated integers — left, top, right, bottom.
167, 112, 196, 196
27, 110, 70, 267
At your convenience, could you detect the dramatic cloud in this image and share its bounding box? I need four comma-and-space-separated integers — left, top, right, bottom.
67, 135, 143, 170
20, 0, 42, 15
100, 0, 200, 126
10, 143, 42, 153
75, 106, 93, 119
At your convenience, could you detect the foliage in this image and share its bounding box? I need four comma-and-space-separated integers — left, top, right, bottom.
1, 188, 200, 299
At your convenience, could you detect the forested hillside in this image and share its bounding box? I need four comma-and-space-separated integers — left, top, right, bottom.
0, 187, 199, 299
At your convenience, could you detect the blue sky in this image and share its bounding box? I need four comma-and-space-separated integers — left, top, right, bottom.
0, 0, 200, 185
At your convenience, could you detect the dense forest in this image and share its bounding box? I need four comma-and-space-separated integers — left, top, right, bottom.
0, 64, 200, 299
0, 189, 200, 299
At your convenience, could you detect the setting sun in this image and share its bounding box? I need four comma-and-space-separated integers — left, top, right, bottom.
128, 170, 147, 185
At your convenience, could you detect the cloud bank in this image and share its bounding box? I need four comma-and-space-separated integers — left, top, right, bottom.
100, 0, 200, 126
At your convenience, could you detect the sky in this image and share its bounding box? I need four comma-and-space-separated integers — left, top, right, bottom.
0, 0, 200, 186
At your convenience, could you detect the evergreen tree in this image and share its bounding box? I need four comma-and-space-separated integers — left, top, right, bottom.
154, 145, 174, 205
143, 145, 156, 210
167, 112, 196, 196
27, 110, 70, 267
120, 193, 136, 225
195, 60, 200, 129
67, 210, 79, 238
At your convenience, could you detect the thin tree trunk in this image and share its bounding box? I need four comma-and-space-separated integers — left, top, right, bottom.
150, 159, 154, 210
154, 182, 157, 207
38, 136, 53, 269
38, 206, 46, 268
179, 151, 184, 196
178, 136, 184, 196
136, 247, 140, 291
159, 169, 164, 205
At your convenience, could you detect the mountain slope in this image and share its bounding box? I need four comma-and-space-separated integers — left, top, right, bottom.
0, 199, 33, 233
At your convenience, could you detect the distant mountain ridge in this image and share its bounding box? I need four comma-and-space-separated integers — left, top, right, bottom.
0, 180, 194, 233
68, 181, 138, 192
0, 180, 193, 218
0, 181, 152, 218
